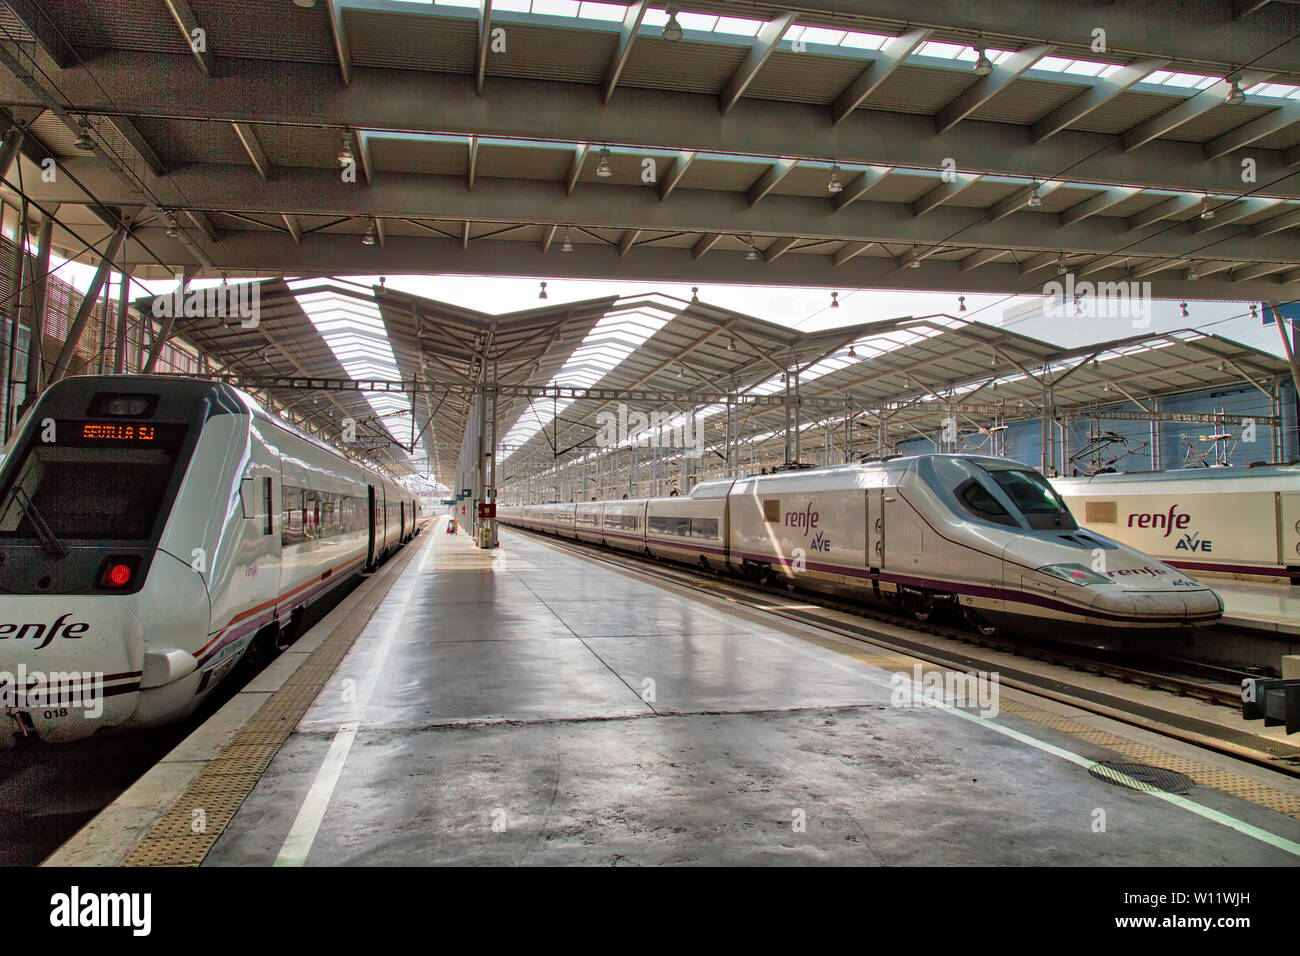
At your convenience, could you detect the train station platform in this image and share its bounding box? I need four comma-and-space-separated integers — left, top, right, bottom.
49, 519, 1300, 867
1214, 581, 1300, 641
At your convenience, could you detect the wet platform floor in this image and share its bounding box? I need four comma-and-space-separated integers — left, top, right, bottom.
205, 523, 1300, 866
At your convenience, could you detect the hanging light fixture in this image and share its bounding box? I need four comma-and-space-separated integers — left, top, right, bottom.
972, 45, 993, 77
1185, 264, 1199, 280
958, 295, 966, 312
848, 345, 856, 357
907, 258, 921, 269
690, 286, 699, 303
827, 164, 843, 194
361, 224, 376, 245
1251, 303, 1259, 320
165, 214, 179, 239
74, 120, 94, 151
1180, 302, 1189, 318
745, 236, 759, 261
1225, 77, 1246, 105
596, 146, 613, 178
1199, 195, 1215, 220
663, 5, 683, 41
1056, 252, 1068, 275
561, 228, 574, 253
831, 291, 840, 308
727, 336, 736, 351
1026, 182, 1043, 207
338, 133, 354, 166
539, 281, 548, 300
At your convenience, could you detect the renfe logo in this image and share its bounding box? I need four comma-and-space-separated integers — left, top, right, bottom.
784, 503, 819, 535
1127, 504, 1190, 538
0, 614, 89, 650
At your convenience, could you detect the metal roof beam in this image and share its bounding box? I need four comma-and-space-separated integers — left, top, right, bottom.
763, 237, 797, 262
23, 56, 1300, 201
566, 144, 590, 195
832, 166, 890, 212
832, 241, 872, 266
913, 173, 981, 217
1253, 206, 1300, 236
1206, 99, 1300, 158
1060, 186, 1140, 226
476, 0, 494, 96
659, 150, 694, 201
1190, 196, 1281, 233
934, 44, 1054, 134
1032, 58, 1169, 142
747, 159, 796, 205
326, 0, 352, 85
0, 1, 77, 67
233, 122, 270, 179
1127, 193, 1200, 229
618, 228, 640, 257
959, 248, 1005, 272
602, 0, 647, 104
1122, 70, 1274, 151
985, 179, 1063, 222
830, 27, 930, 125
720, 13, 797, 116
691, 233, 722, 259
467, 135, 479, 190
283, 213, 301, 244
163, 0, 213, 76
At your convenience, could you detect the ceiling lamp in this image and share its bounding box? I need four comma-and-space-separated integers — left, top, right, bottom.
338, 134, 354, 166
958, 295, 966, 312
972, 46, 994, 77
1225, 78, 1246, 105
561, 228, 574, 253
663, 5, 683, 41
827, 164, 843, 194
1185, 265, 1199, 280
1251, 303, 1259, 320
73, 125, 94, 151
1180, 302, 1189, 318
1026, 182, 1043, 207
362, 224, 376, 245
745, 237, 759, 261
165, 214, 179, 239
596, 147, 613, 178
848, 345, 856, 357
727, 336, 736, 351
691, 286, 699, 303
829, 291, 840, 309
539, 281, 548, 300
907, 258, 921, 269
1199, 196, 1215, 220
1056, 252, 1068, 275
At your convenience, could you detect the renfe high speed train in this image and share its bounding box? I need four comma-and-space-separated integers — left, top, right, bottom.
500, 454, 1223, 645
0, 375, 419, 745
1052, 464, 1300, 587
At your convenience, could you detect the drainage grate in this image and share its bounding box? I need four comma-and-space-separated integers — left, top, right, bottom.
1088, 761, 1196, 795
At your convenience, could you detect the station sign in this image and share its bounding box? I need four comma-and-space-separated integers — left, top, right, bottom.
478, 502, 496, 519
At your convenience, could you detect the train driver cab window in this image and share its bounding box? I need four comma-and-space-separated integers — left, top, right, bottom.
976, 463, 1078, 531
955, 478, 1018, 528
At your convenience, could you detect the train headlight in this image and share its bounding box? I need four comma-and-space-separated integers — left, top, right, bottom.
1037, 563, 1109, 587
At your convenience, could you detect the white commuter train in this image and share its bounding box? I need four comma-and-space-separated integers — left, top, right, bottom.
500, 454, 1223, 645
0, 375, 419, 745
1052, 464, 1300, 587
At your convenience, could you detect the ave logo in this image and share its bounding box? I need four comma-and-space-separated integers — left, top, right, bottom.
1174, 531, 1213, 553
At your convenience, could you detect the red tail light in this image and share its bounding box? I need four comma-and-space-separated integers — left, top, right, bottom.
97, 556, 140, 589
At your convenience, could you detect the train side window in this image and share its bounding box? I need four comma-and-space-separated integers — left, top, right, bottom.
763, 499, 780, 523
263, 477, 273, 535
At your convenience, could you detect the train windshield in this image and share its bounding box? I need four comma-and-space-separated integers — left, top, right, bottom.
976, 462, 1077, 530
0, 422, 189, 543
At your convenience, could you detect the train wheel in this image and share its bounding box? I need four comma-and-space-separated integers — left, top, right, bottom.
909, 592, 934, 623
963, 608, 998, 637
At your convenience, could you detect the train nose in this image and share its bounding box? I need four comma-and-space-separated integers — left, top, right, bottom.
0, 601, 144, 745
1087, 586, 1221, 627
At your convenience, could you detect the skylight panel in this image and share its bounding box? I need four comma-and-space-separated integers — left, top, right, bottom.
531, 0, 580, 15
578, 0, 625, 20
493, 0, 531, 12
676, 11, 717, 30
714, 16, 762, 36
799, 26, 847, 46
839, 31, 890, 50
1248, 81, 1300, 99
435, 0, 480, 7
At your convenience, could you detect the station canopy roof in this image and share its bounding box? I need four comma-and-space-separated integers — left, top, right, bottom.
167, 278, 1292, 489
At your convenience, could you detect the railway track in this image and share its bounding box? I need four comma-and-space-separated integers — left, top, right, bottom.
506, 526, 1300, 774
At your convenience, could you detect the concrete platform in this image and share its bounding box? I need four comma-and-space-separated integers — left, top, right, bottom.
157, 521, 1297, 866
1216, 581, 1300, 642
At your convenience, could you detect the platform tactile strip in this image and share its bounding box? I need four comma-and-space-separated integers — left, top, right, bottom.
123, 534, 428, 866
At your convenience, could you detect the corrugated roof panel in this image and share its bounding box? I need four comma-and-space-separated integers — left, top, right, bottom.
967, 77, 1084, 124
1065, 89, 1182, 133
190, 0, 338, 62
131, 117, 247, 166
675, 157, 771, 191
476, 143, 573, 180
346, 9, 477, 72
39, 0, 188, 53
369, 137, 468, 176
858, 64, 974, 113
619, 36, 748, 94
742, 51, 866, 105
1162, 103, 1276, 143
258, 125, 344, 170
485, 23, 613, 84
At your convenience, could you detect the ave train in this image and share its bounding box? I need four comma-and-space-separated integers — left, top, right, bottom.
499, 454, 1223, 645
1052, 464, 1300, 588
0, 375, 419, 745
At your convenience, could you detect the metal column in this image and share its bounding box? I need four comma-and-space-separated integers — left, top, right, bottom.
21, 205, 55, 414
49, 227, 126, 384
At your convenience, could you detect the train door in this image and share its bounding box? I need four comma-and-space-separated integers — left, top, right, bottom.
400, 501, 405, 541
868, 487, 885, 573
367, 485, 377, 567
1280, 493, 1300, 583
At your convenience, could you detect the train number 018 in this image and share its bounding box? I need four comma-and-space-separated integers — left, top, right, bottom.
42, 708, 69, 720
